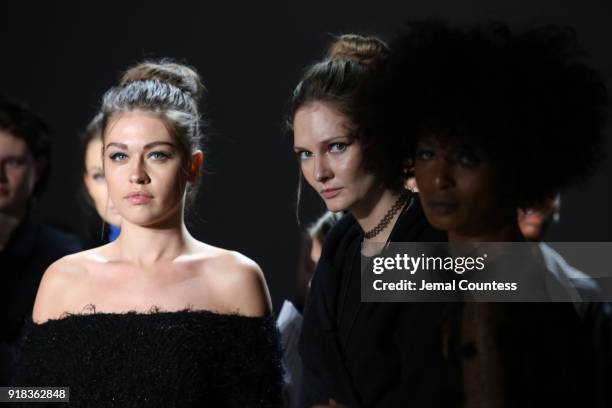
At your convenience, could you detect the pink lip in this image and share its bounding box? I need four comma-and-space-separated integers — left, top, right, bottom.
125, 192, 153, 205
321, 188, 342, 199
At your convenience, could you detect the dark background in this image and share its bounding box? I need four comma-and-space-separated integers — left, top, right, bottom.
2, 0, 611, 312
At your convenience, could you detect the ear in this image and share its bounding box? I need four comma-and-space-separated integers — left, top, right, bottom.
187, 150, 204, 182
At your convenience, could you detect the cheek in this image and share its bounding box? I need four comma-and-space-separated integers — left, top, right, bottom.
90, 183, 109, 208
335, 149, 364, 184
299, 161, 316, 187
153, 163, 186, 198
104, 170, 125, 201
457, 173, 498, 216
9, 166, 35, 190
414, 164, 431, 192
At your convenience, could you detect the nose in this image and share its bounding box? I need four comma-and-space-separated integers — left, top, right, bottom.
314, 155, 333, 183
434, 159, 455, 190
129, 157, 150, 184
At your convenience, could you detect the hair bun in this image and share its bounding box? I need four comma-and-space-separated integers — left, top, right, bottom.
119, 60, 205, 102
327, 34, 389, 65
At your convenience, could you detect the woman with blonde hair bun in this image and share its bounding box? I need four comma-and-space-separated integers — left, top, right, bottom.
290, 35, 447, 408
14, 60, 283, 406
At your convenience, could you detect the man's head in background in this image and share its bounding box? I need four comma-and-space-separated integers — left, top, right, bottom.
0, 99, 50, 217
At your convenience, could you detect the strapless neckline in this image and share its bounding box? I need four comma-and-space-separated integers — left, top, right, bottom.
31, 303, 270, 327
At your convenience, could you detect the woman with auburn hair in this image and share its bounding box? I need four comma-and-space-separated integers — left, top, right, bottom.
290, 35, 448, 408
14, 60, 283, 406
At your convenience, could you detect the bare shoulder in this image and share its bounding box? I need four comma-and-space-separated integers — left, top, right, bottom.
32, 249, 99, 324
195, 246, 272, 317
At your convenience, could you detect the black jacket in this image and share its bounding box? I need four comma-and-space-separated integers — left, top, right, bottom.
298, 194, 453, 408
298, 193, 611, 407
0, 220, 81, 386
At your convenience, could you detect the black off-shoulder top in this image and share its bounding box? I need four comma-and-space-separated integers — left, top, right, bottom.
12, 307, 283, 407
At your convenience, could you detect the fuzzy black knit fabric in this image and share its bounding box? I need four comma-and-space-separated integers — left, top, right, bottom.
12, 308, 283, 407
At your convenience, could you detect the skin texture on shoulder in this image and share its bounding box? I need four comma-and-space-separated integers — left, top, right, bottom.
194, 247, 272, 317
32, 242, 273, 324
31, 252, 90, 324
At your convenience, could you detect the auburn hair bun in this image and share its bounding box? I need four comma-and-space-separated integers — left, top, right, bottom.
327, 34, 389, 65
120, 60, 205, 102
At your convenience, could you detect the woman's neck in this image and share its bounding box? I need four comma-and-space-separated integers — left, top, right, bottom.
352, 188, 405, 244
111, 211, 194, 267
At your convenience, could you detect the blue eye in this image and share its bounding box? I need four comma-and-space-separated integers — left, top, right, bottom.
109, 152, 128, 162
329, 143, 347, 153
148, 151, 172, 161
296, 150, 313, 160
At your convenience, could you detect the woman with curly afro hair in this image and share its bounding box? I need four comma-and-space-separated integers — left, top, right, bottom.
360, 20, 610, 407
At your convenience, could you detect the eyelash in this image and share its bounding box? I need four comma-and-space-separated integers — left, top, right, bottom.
296, 142, 349, 160
108, 151, 173, 162
296, 150, 313, 160
415, 148, 481, 166
148, 151, 172, 160
109, 152, 128, 162
416, 148, 434, 160
456, 152, 480, 165
330, 142, 347, 153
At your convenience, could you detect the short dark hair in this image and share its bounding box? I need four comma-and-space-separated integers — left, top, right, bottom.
0, 98, 52, 196
360, 21, 609, 208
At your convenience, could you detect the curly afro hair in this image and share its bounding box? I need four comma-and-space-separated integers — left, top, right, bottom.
358, 20, 609, 208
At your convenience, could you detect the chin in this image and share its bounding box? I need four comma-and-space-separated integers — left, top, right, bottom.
423, 214, 461, 234
324, 200, 348, 213
117, 207, 157, 225
520, 226, 541, 240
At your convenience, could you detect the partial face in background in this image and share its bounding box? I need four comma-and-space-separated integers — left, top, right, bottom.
0, 130, 44, 215
103, 110, 198, 227
518, 197, 559, 241
414, 135, 510, 238
293, 102, 378, 213
83, 138, 121, 227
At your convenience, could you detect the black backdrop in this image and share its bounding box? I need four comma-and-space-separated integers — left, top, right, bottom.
2, 0, 611, 312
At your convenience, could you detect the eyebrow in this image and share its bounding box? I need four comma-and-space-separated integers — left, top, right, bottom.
105, 141, 177, 150
293, 136, 350, 151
